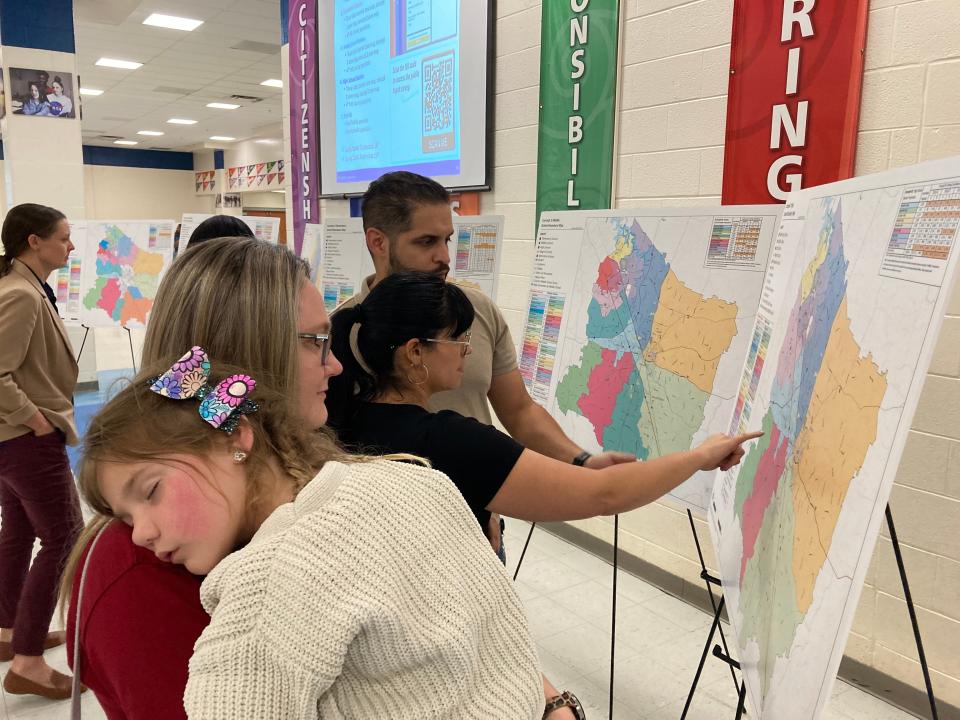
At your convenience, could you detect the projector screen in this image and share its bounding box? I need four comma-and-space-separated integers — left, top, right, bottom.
317, 1, 491, 197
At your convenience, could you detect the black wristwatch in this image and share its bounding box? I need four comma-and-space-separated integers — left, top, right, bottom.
572, 450, 592, 466
543, 690, 586, 719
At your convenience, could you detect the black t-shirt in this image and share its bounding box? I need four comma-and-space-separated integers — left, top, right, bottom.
335, 402, 525, 532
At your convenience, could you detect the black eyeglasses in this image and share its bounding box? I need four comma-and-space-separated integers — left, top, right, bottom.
297, 333, 332, 365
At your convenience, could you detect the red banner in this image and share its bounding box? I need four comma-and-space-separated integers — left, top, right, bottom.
722, 1, 869, 204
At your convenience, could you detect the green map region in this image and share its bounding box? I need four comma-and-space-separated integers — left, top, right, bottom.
556, 219, 738, 459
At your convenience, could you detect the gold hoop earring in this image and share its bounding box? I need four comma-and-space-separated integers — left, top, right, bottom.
406, 363, 430, 386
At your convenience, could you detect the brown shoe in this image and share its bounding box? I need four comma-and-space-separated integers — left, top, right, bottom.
0, 631, 67, 662
2, 668, 85, 700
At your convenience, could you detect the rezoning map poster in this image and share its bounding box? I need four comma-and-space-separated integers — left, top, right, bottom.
520, 207, 781, 512
710, 156, 960, 719
78, 220, 175, 329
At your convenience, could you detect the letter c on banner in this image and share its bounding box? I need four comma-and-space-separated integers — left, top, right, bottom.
298, 1, 307, 27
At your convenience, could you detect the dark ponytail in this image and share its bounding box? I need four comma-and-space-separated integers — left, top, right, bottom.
326, 271, 475, 428
0, 203, 66, 278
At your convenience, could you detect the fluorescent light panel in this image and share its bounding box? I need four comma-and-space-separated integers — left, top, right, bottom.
206, 102, 240, 110
114, 140, 138, 145
137, 130, 164, 136
167, 118, 197, 125
209, 136, 236, 141
255, 139, 278, 144
96, 57, 142, 70
79, 88, 103, 96
143, 13, 203, 31
260, 79, 283, 88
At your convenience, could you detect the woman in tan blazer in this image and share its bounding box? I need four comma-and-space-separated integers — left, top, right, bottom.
0, 203, 83, 700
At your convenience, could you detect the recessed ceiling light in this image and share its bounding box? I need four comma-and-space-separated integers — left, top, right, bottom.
271, 190, 286, 194
137, 130, 164, 136
206, 102, 240, 110
255, 139, 279, 145
79, 87, 104, 96
142, 13, 203, 31
209, 136, 236, 141
260, 79, 283, 88
96, 57, 143, 70
114, 140, 138, 146
167, 118, 198, 125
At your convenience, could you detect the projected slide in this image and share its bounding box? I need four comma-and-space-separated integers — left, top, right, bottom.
319, 1, 489, 195
334, 1, 460, 183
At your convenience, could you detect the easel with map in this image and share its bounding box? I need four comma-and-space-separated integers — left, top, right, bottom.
680, 506, 941, 720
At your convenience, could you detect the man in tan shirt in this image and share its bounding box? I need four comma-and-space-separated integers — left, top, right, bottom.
335, 173, 634, 544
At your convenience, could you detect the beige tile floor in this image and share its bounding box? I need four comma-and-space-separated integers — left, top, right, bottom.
1, 520, 921, 719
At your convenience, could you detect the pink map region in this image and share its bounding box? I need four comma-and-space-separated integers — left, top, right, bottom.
739, 423, 789, 582
577, 347, 635, 444
96, 278, 122, 318
592, 257, 624, 316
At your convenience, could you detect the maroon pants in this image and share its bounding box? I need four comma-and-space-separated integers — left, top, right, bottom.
0, 431, 82, 656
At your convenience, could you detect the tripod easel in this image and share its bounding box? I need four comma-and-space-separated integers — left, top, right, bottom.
681, 505, 941, 720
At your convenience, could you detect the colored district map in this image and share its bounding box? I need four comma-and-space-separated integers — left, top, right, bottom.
732, 199, 887, 699
555, 219, 738, 461
82, 224, 167, 326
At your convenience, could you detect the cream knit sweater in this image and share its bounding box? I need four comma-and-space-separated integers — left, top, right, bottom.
184, 459, 544, 719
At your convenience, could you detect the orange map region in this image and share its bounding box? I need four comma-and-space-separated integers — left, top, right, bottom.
121, 296, 153, 326
790, 297, 887, 612
643, 269, 738, 394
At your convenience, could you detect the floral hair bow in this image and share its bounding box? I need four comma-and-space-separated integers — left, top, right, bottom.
148, 346, 258, 433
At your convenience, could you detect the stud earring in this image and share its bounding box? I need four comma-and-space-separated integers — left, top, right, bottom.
233, 449, 247, 464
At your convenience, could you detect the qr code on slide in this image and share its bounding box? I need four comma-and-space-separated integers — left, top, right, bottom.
422, 50, 455, 153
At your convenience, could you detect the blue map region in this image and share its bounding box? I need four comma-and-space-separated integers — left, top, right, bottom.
771, 200, 849, 438
95, 239, 120, 276
116, 234, 134, 259
584, 220, 669, 350
601, 365, 648, 458
622, 221, 670, 349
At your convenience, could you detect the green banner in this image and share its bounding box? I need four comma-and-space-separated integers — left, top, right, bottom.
535, 0, 621, 225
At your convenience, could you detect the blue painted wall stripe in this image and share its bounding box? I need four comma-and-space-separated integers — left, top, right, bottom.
0, 0, 76, 53
82, 145, 194, 170
214, 150, 225, 170
280, 0, 290, 45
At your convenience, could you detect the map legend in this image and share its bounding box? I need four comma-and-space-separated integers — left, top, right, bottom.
731, 315, 772, 433
322, 283, 355, 312
881, 181, 960, 285
519, 292, 564, 403
706, 216, 764, 269
455, 223, 497, 274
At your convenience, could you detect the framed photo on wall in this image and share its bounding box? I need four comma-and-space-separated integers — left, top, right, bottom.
10, 67, 76, 118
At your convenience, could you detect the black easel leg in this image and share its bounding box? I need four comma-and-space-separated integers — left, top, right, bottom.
124, 326, 137, 373
512, 522, 537, 581
734, 679, 747, 720
681, 596, 726, 720
609, 514, 619, 720
886, 505, 939, 720
686, 509, 739, 694
76, 325, 91, 363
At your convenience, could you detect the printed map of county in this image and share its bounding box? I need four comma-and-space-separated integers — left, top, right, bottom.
555, 219, 739, 461
82, 224, 167, 326
732, 199, 886, 697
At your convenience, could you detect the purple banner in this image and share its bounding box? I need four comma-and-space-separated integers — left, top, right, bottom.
288, 0, 319, 256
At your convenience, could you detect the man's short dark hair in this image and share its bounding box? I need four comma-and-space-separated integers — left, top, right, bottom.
361, 171, 450, 237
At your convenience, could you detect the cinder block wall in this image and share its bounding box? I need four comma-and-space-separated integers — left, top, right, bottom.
482, 0, 960, 708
